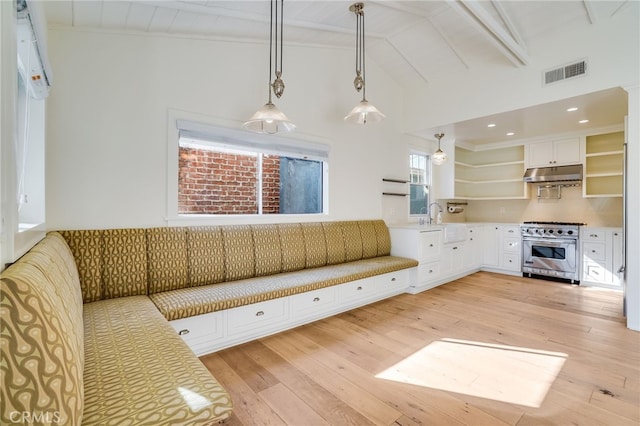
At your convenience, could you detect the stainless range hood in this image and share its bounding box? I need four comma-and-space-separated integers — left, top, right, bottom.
523, 164, 583, 183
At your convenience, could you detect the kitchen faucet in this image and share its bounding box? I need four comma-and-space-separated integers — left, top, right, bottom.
427, 202, 443, 224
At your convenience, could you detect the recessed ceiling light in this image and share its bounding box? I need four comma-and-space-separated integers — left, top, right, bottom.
579, 119, 589, 124
487, 123, 496, 128
567, 107, 578, 112
506, 132, 515, 136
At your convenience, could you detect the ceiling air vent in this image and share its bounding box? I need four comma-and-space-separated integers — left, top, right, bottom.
543, 59, 587, 86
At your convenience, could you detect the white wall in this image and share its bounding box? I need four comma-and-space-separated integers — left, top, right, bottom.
45, 29, 410, 229
402, 7, 640, 134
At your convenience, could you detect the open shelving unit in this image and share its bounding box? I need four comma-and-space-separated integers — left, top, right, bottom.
584, 131, 624, 197
454, 145, 527, 199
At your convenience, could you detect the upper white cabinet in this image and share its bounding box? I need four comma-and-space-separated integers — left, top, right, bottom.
583, 131, 624, 198
527, 137, 582, 167
454, 145, 527, 200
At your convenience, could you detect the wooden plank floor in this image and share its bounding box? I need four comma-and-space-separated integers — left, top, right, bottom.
200, 272, 640, 425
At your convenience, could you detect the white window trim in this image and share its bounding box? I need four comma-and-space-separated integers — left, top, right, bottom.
408, 149, 432, 218
166, 109, 330, 225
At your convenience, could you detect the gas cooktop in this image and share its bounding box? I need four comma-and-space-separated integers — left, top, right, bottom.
522, 221, 586, 226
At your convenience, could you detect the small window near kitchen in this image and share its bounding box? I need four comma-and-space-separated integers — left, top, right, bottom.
409, 152, 431, 216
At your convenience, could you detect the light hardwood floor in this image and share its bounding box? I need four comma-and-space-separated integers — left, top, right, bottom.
200, 272, 640, 425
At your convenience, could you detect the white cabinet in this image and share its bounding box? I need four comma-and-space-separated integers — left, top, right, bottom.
464, 225, 483, 269
441, 242, 465, 277
581, 227, 623, 288
390, 227, 443, 292
481, 224, 521, 275
527, 137, 581, 167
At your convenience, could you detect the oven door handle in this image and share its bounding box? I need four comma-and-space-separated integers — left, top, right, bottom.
523, 238, 576, 246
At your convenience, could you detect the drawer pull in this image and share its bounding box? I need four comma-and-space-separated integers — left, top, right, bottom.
429, 244, 434, 247
508, 230, 514, 233
178, 329, 190, 336
313, 297, 320, 302
428, 269, 433, 273
592, 250, 596, 253
357, 286, 363, 291
256, 310, 265, 317
453, 246, 458, 250
391, 277, 396, 281
590, 234, 598, 238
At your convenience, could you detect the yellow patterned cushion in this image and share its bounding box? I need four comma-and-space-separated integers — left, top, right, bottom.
222, 225, 255, 281
83, 296, 232, 425
59, 229, 103, 303
278, 223, 306, 272
359, 221, 379, 259
252, 224, 282, 276
147, 227, 189, 294
102, 229, 148, 298
302, 222, 327, 268
373, 220, 392, 256
150, 256, 418, 321
1, 232, 84, 426
323, 222, 346, 265
187, 227, 226, 286
341, 221, 363, 262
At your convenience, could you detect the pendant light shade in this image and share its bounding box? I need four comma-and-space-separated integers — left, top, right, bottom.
345, 2, 384, 124
432, 132, 447, 165
243, 0, 294, 134
345, 100, 385, 124
243, 99, 295, 134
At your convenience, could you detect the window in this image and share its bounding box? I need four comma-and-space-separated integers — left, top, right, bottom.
409, 152, 431, 216
174, 120, 328, 216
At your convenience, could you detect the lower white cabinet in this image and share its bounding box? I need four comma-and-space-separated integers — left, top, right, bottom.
170, 269, 410, 356
581, 227, 623, 288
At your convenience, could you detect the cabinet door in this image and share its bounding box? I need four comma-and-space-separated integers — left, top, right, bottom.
528, 138, 581, 167
553, 137, 581, 165
528, 141, 555, 167
483, 226, 500, 267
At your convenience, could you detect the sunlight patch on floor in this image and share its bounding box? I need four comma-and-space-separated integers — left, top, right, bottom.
376, 338, 567, 408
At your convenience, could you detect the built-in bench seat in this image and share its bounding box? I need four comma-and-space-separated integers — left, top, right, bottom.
152, 255, 416, 321
1, 219, 417, 424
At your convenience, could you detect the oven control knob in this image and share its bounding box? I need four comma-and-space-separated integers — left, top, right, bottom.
567, 230, 573, 235
557, 230, 563, 234
548, 229, 554, 234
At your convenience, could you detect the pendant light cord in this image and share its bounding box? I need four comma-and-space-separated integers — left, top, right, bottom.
361, 9, 366, 100
268, 0, 274, 102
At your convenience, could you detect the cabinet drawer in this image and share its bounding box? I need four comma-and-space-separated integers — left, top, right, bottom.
227, 298, 288, 334
378, 270, 409, 291
169, 311, 224, 342
502, 226, 520, 237
583, 242, 606, 262
583, 261, 610, 284
502, 237, 520, 253
419, 261, 440, 282
501, 253, 520, 271
419, 231, 441, 261
337, 278, 381, 302
290, 287, 336, 316
169, 311, 225, 355
582, 230, 605, 242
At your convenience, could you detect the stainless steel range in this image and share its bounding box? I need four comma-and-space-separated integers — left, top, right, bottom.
521, 221, 585, 283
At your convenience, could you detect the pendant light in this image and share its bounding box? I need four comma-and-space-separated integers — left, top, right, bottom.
432, 132, 447, 165
344, 2, 385, 124
243, 0, 295, 134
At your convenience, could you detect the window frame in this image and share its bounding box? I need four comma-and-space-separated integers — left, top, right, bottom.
167, 110, 330, 224
408, 149, 432, 218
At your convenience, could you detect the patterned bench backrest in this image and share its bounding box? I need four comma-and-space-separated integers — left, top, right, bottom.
59, 220, 393, 297
0, 232, 84, 425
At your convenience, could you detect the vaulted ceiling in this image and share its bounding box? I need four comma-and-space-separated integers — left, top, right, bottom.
41, 1, 633, 145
